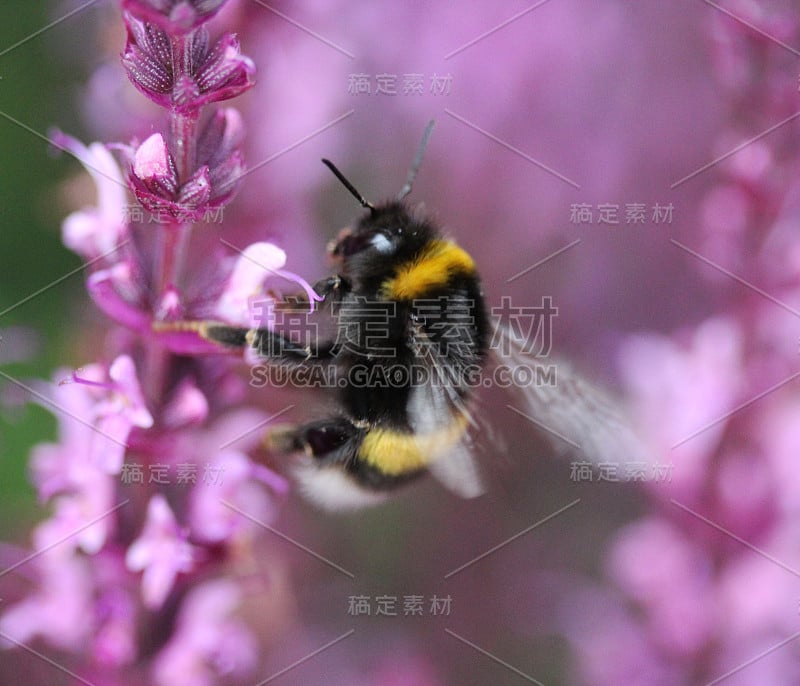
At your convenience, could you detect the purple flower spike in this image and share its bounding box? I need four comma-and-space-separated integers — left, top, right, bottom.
122, 17, 255, 114
123, 0, 227, 33
2, 3, 293, 682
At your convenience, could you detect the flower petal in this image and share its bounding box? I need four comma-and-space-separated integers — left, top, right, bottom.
215, 242, 286, 325
109, 354, 154, 429
134, 133, 173, 182
87, 263, 150, 332
125, 495, 195, 609
51, 131, 128, 258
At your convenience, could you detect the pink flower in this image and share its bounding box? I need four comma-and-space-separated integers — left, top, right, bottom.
0, 549, 94, 651
3, 3, 295, 683
33, 470, 115, 555
85, 234, 315, 353
28, 397, 115, 554
607, 518, 716, 657
30, 370, 102, 500
561, 586, 681, 686
618, 317, 744, 500
152, 579, 257, 686
27, 357, 151, 554
133, 132, 173, 180
176, 408, 288, 543
65, 355, 153, 474
717, 524, 800, 641
189, 448, 288, 544
87, 259, 151, 331
51, 131, 128, 260
162, 377, 210, 427
99, 355, 154, 430
760, 397, 800, 514
214, 240, 321, 327
125, 494, 196, 609
91, 551, 139, 667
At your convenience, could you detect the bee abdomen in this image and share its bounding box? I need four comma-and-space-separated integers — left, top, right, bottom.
356, 417, 469, 478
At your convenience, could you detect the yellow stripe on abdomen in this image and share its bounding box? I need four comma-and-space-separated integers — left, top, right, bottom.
358, 417, 469, 477
382, 240, 476, 301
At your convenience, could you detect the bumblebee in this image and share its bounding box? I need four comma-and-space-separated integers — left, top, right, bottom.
178, 122, 643, 509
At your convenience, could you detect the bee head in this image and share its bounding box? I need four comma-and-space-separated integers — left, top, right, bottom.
321, 121, 437, 282
327, 202, 434, 279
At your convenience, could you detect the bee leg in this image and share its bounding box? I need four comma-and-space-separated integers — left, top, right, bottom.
272, 275, 350, 313
263, 424, 300, 454
200, 324, 339, 365
312, 275, 349, 300
265, 417, 365, 466
158, 277, 351, 361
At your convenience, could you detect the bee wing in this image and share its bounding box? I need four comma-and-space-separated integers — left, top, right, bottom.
490, 323, 647, 467
405, 325, 486, 498
426, 436, 485, 499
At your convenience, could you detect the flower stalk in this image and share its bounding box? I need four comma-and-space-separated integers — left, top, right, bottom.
0, 2, 297, 684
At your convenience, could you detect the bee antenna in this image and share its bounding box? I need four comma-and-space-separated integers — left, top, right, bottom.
397, 119, 436, 201
321, 159, 375, 213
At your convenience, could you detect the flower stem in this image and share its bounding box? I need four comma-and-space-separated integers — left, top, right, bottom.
155, 222, 191, 304
171, 112, 198, 184
170, 31, 200, 182
146, 222, 191, 405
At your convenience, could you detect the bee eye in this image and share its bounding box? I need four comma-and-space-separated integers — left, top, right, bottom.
369, 231, 394, 254
336, 229, 394, 257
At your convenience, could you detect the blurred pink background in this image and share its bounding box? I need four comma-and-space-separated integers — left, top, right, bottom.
4, 1, 800, 684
